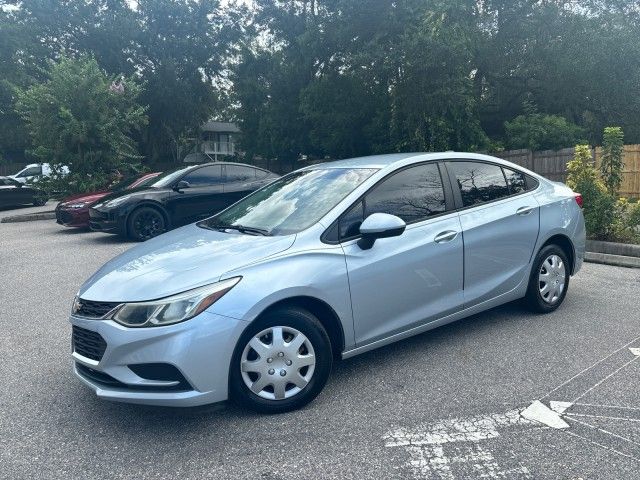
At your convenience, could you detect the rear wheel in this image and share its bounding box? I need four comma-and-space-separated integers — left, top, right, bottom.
127, 206, 166, 241
524, 244, 570, 313
229, 307, 332, 413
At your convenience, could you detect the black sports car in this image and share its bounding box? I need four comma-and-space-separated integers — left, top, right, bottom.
0, 176, 48, 208
89, 162, 279, 241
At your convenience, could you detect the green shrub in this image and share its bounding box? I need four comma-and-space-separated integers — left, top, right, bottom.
600, 127, 624, 196
566, 145, 615, 239
611, 198, 640, 243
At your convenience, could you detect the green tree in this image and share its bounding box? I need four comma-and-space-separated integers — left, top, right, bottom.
16, 56, 147, 194
504, 110, 586, 151
599, 126, 624, 196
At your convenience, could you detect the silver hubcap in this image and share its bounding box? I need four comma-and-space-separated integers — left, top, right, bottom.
240, 326, 316, 400
539, 254, 566, 304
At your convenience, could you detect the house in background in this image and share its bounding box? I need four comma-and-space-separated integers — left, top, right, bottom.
183, 121, 240, 163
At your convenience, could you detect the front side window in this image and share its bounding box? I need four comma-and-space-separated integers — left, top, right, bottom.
200, 168, 376, 235
338, 163, 446, 240
183, 165, 223, 186
448, 161, 510, 207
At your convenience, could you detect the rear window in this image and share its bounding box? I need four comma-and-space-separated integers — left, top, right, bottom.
448, 161, 510, 207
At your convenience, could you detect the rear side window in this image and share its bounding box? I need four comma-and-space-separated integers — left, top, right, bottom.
448, 161, 510, 207
226, 165, 255, 182
183, 165, 223, 186
504, 168, 527, 194
337, 163, 446, 241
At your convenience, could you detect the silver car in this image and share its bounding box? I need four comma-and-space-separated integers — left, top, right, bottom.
70, 152, 585, 413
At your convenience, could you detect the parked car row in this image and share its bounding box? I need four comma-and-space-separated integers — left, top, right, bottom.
55, 162, 279, 241
56, 172, 161, 228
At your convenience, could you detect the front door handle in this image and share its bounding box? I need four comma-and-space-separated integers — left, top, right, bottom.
516, 206, 535, 216
434, 230, 458, 243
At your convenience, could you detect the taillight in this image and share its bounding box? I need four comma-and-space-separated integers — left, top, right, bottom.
574, 193, 583, 208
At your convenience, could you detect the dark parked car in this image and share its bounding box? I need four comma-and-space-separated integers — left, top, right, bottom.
0, 176, 47, 208
89, 162, 279, 241
56, 172, 161, 228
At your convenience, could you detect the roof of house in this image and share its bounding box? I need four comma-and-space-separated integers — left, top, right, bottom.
201, 121, 240, 133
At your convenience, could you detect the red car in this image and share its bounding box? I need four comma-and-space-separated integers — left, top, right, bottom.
55, 172, 161, 228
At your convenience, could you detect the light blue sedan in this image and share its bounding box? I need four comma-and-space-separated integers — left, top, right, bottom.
69, 152, 585, 413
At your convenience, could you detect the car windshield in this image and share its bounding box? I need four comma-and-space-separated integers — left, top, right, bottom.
149, 166, 193, 188
199, 168, 377, 235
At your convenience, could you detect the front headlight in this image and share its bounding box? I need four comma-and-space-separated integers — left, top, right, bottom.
67, 201, 89, 209
110, 277, 241, 327
103, 196, 131, 208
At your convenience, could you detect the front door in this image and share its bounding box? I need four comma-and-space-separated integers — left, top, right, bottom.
169, 165, 225, 225
340, 162, 465, 346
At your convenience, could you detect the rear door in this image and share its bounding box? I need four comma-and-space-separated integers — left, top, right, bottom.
340, 162, 464, 346
445, 161, 540, 307
222, 165, 266, 206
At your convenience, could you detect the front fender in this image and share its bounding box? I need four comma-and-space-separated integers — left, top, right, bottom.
209, 245, 355, 349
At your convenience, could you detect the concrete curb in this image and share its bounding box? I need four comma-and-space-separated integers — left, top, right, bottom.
586, 239, 640, 258
585, 251, 640, 269
0, 211, 56, 223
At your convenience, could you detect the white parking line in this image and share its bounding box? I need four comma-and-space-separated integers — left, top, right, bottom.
384, 410, 536, 478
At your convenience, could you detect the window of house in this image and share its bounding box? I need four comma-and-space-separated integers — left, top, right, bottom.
448, 161, 510, 207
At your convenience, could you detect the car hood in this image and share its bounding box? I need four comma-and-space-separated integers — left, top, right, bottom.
59, 191, 109, 205
95, 186, 168, 205
78, 224, 296, 302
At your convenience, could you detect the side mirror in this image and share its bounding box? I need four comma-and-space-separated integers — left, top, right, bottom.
174, 180, 190, 191
357, 213, 406, 250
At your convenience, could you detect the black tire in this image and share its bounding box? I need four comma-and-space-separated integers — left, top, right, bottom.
524, 244, 570, 313
126, 206, 167, 241
33, 195, 47, 206
229, 307, 333, 414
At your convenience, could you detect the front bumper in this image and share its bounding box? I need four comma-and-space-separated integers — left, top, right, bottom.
70, 311, 247, 407
88, 208, 120, 233
56, 206, 90, 228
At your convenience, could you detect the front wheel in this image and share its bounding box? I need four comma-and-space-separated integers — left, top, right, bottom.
33, 195, 47, 206
229, 307, 332, 413
127, 206, 167, 241
524, 245, 570, 313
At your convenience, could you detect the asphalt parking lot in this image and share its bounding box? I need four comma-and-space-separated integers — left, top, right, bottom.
1, 215, 639, 479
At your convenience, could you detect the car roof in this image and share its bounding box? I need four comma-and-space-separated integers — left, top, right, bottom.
304, 152, 510, 169
185, 162, 273, 173
302, 152, 541, 176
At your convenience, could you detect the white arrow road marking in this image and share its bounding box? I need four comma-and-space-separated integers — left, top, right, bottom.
385, 410, 535, 478
521, 400, 570, 429
629, 347, 640, 356
549, 401, 574, 415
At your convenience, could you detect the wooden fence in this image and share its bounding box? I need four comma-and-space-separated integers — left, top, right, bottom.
495, 145, 640, 198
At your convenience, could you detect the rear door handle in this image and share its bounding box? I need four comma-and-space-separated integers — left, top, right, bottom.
516, 206, 535, 216
434, 230, 458, 243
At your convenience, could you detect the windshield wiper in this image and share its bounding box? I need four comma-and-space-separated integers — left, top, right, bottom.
209, 223, 271, 236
